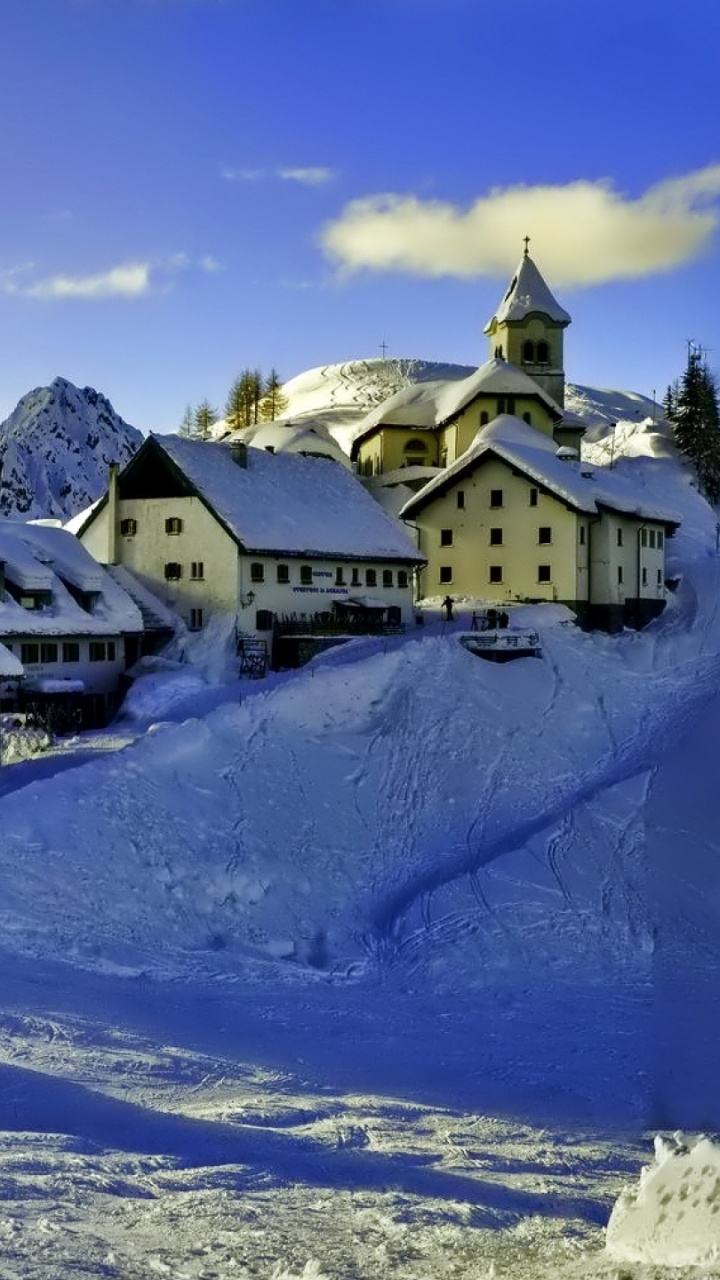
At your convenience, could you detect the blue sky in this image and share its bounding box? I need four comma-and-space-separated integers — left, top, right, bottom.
2, 0, 720, 432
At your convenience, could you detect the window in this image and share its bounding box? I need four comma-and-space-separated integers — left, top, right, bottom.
164, 562, 182, 580
439, 566, 453, 584
398, 569, 408, 588
490, 489, 503, 508
120, 518, 137, 536
489, 528, 503, 545
480, 411, 489, 426
365, 568, 377, 587
20, 643, 39, 664
657, 569, 663, 585
165, 517, 183, 535
256, 609, 274, 630
529, 487, 538, 507
537, 340, 550, 363
382, 569, 393, 588
642, 567, 648, 586
649, 530, 656, 548
277, 564, 289, 584
617, 566, 624, 584
456, 491, 465, 510
641, 528, 647, 547
522, 340, 535, 362
440, 529, 453, 546
250, 562, 264, 583
523, 412, 532, 425
190, 561, 204, 580
189, 608, 203, 631
538, 527, 552, 545
107, 641, 116, 661
89, 642, 106, 662
489, 565, 503, 584
497, 396, 515, 415
617, 528, 624, 547
658, 530, 664, 549
538, 565, 551, 583
62, 642, 80, 663
351, 567, 360, 586
335, 567, 345, 586
579, 525, 586, 545
40, 643, 58, 663
300, 565, 313, 585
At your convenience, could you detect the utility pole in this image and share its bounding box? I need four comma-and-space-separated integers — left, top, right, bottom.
608, 421, 617, 470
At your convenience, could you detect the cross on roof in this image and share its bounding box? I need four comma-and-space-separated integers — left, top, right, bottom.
523, 235, 531, 257
380, 340, 389, 359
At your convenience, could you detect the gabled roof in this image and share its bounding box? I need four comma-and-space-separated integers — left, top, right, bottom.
484, 253, 571, 332
0, 522, 143, 637
232, 419, 351, 467
350, 358, 569, 456
400, 415, 681, 528
81, 434, 424, 564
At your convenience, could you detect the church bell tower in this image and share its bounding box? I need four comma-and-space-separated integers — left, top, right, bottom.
484, 240, 571, 408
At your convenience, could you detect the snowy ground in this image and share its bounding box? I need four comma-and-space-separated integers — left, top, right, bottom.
1, 443, 720, 1275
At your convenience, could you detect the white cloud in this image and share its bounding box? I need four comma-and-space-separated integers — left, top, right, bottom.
221, 164, 335, 186
277, 167, 334, 186
7, 262, 152, 300
2, 253, 223, 301
320, 164, 720, 286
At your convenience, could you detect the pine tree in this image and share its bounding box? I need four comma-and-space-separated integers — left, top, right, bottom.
225, 369, 264, 430
225, 376, 246, 432
663, 381, 679, 421
259, 368, 288, 422
178, 404, 196, 438
672, 346, 720, 503
194, 400, 218, 441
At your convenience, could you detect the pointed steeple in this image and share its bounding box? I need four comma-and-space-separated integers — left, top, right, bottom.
484, 246, 571, 407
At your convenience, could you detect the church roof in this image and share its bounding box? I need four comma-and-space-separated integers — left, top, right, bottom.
484, 253, 571, 332
350, 358, 570, 455
399, 415, 681, 527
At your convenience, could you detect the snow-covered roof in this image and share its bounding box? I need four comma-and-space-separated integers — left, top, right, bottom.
120, 435, 424, 563
400, 415, 682, 527
350, 358, 569, 453
232, 419, 351, 467
0, 640, 23, 677
0, 522, 143, 637
484, 253, 571, 331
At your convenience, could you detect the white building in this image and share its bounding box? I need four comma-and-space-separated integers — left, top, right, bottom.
0, 521, 143, 724
76, 434, 425, 664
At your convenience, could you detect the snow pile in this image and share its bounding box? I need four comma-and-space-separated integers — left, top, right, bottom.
0, 377, 142, 520
0, 715, 52, 763
606, 1132, 720, 1266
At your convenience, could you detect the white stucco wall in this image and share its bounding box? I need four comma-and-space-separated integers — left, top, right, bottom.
1, 635, 127, 695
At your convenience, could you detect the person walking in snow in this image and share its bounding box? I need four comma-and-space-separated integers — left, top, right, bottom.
442, 595, 454, 622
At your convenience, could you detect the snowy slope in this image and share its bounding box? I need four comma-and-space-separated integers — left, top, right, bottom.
282, 357, 665, 453
0, 377, 142, 520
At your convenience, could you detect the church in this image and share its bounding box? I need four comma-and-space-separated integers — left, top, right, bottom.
352, 244, 680, 631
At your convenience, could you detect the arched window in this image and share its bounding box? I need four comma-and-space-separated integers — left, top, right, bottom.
480, 411, 489, 426
523, 411, 532, 425
522, 340, 535, 363
537, 340, 550, 364
403, 439, 428, 463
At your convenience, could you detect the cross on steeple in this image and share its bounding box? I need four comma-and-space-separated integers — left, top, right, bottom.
523, 235, 531, 257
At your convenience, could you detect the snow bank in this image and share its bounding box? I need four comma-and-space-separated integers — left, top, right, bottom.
606, 1132, 720, 1266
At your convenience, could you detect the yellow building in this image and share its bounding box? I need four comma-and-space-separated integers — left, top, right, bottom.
400, 415, 680, 632
351, 248, 583, 478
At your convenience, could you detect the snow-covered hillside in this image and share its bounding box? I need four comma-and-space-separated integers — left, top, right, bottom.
282, 357, 664, 452
0, 377, 142, 520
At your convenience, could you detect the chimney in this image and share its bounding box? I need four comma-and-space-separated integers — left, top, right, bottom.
228, 441, 248, 468
107, 462, 120, 565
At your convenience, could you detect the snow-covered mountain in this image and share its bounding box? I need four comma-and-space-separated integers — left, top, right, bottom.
0, 377, 143, 520
282, 357, 664, 452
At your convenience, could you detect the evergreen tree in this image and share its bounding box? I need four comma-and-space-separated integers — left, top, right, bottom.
672, 346, 720, 503
226, 369, 264, 429
663, 380, 679, 421
259, 368, 288, 422
194, 399, 218, 441
178, 404, 196, 438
